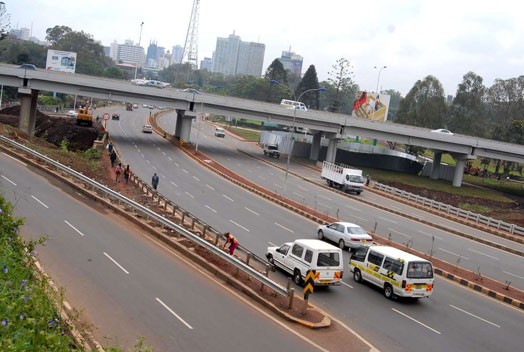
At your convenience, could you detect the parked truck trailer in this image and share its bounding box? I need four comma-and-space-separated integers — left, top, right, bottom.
321, 161, 365, 195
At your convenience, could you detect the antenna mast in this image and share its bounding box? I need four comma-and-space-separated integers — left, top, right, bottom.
181, 0, 200, 68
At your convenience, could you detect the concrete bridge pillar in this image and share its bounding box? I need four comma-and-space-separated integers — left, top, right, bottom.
325, 133, 338, 163
451, 154, 472, 188
309, 131, 321, 161
18, 88, 39, 136
430, 151, 442, 180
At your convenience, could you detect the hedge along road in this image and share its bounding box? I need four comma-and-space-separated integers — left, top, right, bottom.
102, 107, 524, 352
0, 152, 324, 352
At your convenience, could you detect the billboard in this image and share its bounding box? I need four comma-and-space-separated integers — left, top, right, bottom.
352, 91, 390, 122
46, 50, 77, 73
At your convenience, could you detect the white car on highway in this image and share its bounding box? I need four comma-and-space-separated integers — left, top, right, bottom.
317, 221, 373, 250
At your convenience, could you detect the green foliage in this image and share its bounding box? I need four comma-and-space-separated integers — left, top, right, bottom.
395, 75, 447, 128
104, 66, 124, 79
38, 95, 60, 107
82, 148, 101, 161
327, 58, 356, 113
0, 196, 78, 351
295, 65, 321, 110
0, 38, 47, 67
459, 203, 491, 214
59, 138, 69, 152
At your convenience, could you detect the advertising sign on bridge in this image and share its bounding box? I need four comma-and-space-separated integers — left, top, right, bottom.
46, 50, 77, 73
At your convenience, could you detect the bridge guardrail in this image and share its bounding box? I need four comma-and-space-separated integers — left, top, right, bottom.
372, 182, 524, 236
0, 135, 288, 297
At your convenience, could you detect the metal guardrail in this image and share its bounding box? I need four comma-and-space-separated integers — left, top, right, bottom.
0, 135, 288, 297
372, 182, 524, 236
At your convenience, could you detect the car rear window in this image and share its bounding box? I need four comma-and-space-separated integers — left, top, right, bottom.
317, 252, 340, 267
407, 262, 433, 279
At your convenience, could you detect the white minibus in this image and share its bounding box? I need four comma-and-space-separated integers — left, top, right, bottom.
280, 99, 307, 111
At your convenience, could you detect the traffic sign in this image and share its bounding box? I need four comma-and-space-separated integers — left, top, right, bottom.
102, 113, 110, 120
303, 270, 315, 299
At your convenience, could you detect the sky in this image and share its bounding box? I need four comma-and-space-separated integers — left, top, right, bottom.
5, 0, 524, 97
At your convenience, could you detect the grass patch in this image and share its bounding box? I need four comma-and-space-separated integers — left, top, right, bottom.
459, 202, 491, 214
225, 126, 260, 142
361, 167, 515, 203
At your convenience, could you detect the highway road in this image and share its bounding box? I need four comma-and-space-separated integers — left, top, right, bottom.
0, 151, 323, 352
172, 115, 524, 293
102, 107, 524, 351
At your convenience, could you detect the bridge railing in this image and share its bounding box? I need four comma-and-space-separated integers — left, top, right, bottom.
372, 182, 524, 236
0, 135, 288, 297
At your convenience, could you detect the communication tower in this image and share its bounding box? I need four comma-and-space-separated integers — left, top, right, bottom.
181, 0, 199, 68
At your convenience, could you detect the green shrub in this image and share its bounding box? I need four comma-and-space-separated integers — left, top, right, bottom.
82, 148, 101, 161
0, 196, 78, 351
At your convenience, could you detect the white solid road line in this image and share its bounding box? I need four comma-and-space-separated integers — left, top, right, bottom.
449, 305, 501, 328
275, 223, 294, 233
438, 247, 469, 260
244, 207, 260, 216
155, 297, 193, 329
222, 194, 234, 202
2, 152, 27, 165
205, 205, 217, 213
503, 271, 524, 281
468, 248, 499, 261
392, 308, 441, 334
229, 219, 250, 232
1, 175, 17, 186
64, 220, 85, 237
103, 252, 130, 275
206, 184, 215, 191
388, 228, 411, 238
31, 195, 49, 209
341, 281, 354, 289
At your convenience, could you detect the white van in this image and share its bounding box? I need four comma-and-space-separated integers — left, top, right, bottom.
280, 99, 307, 111
266, 239, 343, 286
349, 245, 434, 299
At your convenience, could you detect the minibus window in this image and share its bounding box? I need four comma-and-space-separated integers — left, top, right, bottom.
383, 257, 404, 275
292, 245, 304, 258
407, 262, 433, 278
351, 247, 368, 262
317, 252, 340, 267
368, 251, 384, 266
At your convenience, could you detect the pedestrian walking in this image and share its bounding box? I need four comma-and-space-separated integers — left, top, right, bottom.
222, 232, 238, 255
152, 173, 159, 190
115, 163, 122, 182
123, 165, 131, 184
110, 149, 117, 168
107, 142, 113, 155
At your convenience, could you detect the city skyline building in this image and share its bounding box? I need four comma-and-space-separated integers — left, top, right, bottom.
211, 32, 265, 77
278, 49, 303, 77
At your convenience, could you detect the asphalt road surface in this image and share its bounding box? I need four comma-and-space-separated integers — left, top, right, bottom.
100, 107, 524, 352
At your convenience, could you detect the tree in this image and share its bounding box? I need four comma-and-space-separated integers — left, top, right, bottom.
264, 59, 289, 102
327, 58, 356, 113
395, 75, 447, 129
382, 89, 403, 121
45, 25, 72, 46
295, 65, 321, 109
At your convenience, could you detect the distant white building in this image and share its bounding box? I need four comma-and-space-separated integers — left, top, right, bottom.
211, 32, 265, 77
279, 50, 303, 77
108, 39, 145, 66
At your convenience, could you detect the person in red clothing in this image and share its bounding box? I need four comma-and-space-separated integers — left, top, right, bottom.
222, 232, 238, 255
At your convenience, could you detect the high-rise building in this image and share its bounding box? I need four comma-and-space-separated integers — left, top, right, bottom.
278, 50, 303, 77
200, 57, 212, 71
116, 40, 145, 66
211, 32, 265, 77
171, 45, 184, 65
146, 41, 158, 68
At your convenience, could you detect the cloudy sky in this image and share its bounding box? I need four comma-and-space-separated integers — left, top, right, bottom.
6, 0, 524, 96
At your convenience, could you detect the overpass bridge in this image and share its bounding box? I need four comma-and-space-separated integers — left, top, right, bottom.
1, 64, 523, 187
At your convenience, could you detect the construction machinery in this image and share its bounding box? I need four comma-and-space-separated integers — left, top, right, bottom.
76, 101, 93, 126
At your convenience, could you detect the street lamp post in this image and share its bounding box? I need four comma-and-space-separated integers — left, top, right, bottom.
134, 22, 144, 80
284, 87, 327, 181
374, 65, 387, 94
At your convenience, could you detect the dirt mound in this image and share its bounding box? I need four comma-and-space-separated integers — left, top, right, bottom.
0, 105, 100, 151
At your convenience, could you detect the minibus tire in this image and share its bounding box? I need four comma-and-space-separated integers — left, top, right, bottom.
353, 269, 363, 283
384, 283, 394, 299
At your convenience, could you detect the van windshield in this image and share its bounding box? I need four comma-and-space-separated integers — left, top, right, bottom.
348, 175, 365, 183
317, 252, 340, 267
407, 262, 433, 279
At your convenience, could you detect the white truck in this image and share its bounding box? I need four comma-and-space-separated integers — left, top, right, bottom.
321, 161, 365, 195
